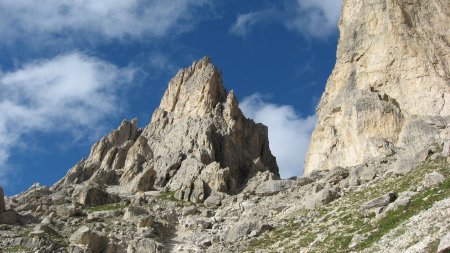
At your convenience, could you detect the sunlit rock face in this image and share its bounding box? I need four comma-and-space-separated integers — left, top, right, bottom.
304, 0, 450, 175
54, 57, 279, 203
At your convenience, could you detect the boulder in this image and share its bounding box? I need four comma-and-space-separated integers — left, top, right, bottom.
182, 206, 198, 216
29, 224, 55, 238
73, 184, 118, 207
123, 206, 149, 223
324, 167, 349, 185
224, 220, 273, 242
136, 215, 154, 228
361, 192, 397, 210
302, 185, 341, 210
255, 180, 296, 196
134, 238, 163, 253
69, 226, 107, 253
194, 232, 213, 247
384, 191, 417, 213
204, 193, 222, 207
423, 172, 445, 188
123, 166, 156, 193
0, 209, 21, 224
54, 205, 83, 218
319, 186, 341, 205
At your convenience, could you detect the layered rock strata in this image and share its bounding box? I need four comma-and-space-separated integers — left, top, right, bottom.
304, 0, 450, 175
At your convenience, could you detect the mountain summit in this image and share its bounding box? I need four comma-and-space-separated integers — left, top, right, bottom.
54, 57, 279, 203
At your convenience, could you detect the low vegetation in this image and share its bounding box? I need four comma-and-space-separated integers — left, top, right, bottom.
1, 246, 32, 252
246, 155, 449, 252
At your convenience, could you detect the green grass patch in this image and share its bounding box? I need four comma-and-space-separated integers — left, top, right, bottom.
245, 219, 312, 252
356, 175, 450, 250
243, 153, 449, 252
423, 238, 440, 253
2, 246, 32, 252
157, 191, 177, 201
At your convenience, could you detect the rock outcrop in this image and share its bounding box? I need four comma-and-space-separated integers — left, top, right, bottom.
304, 0, 450, 175
69, 226, 108, 253
0, 186, 5, 213
53, 57, 279, 203
142, 57, 278, 201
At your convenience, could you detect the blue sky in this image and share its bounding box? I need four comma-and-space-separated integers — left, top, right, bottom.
0, 0, 342, 195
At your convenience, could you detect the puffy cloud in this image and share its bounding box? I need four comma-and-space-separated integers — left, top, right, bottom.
0, 0, 211, 43
240, 94, 316, 178
285, 0, 343, 38
0, 52, 135, 185
230, 0, 342, 39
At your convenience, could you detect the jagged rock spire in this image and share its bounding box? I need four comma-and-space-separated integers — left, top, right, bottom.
54, 57, 279, 203
156, 56, 226, 117
144, 57, 279, 202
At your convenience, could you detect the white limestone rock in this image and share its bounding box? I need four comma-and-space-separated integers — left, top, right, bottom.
423, 172, 445, 188
304, 0, 450, 175
69, 226, 108, 253
53, 57, 279, 203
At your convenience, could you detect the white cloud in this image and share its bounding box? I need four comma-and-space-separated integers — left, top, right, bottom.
286, 0, 342, 38
240, 94, 316, 178
230, 0, 342, 39
0, 52, 135, 185
0, 0, 211, 43
229, 11, 273, 37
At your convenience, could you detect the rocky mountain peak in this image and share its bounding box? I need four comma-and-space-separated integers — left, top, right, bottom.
155, 56, 226, 118
52, 57, 279, 204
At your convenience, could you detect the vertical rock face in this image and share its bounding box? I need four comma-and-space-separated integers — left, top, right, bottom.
304, 0, 450, 175
0, 186, 5, 212
55, 57, 279, 203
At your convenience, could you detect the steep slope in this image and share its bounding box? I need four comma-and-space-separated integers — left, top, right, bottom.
53, 57, 278, 203
304, 0, 450, 175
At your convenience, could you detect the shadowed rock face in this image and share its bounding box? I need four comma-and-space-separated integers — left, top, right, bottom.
0, 186, 5, 213
304, 0, 450, 175
54, 57, 279, 203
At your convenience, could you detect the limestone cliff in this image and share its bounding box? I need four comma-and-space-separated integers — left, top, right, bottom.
54, 57, 279, 203
304, 0, 450, 175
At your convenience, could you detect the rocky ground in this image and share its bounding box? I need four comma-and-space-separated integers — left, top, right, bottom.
0, 141, 449, 253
